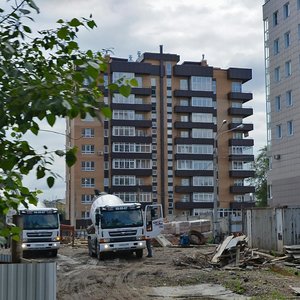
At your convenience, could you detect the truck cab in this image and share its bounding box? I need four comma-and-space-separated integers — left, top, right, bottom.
20, 207, 60, 257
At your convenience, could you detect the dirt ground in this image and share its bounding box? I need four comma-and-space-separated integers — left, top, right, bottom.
54, 242, 300, 300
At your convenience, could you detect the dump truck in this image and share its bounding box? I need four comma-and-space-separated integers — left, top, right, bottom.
87, 193, 163, 259
7, 201, 61, 257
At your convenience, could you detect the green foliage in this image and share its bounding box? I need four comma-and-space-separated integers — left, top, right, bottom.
252, 146, 268, 207
0, 0, 133, 239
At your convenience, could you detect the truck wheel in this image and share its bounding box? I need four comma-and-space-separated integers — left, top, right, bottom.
135, 249, 143, 258
96, 242, 102, 260
88, 239, 94, 257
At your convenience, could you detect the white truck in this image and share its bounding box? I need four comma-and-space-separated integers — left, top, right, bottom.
9, 201, 61, 257
87, 193, 163, 259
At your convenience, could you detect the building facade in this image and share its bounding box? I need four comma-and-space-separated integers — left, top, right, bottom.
66, 47, 255, 228
263, 0, 300, 206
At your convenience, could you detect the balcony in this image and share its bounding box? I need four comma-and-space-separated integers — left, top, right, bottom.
229, 154, 254, 162
229, 170, 255, 178
111, 136, 152, 144
111, 185, 152, 193
111, 152, 152, 159
111, 169, 152, 176
111, 103, 152, 112
173, 64, 213, 77
175, 186, 213, 193
174, 137, 214, 145
175, 170, 213, 177
174, 90, 214, 98
174, 106, 215, 114
229, 138, 254, 147
174, 122, 215, 130
228, 107, 253, 118
230, 201, 256, 209
131, 87, 151, 96
228, 92, 253, 103
175, 153, 213, 161
228, 123, 253, 132
227, 67, 252, 83
230, 185, 255, 194
175, 201, 213, 210
111, 119, 152, 128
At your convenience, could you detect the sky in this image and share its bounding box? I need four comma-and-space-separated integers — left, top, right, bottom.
14, 0, 266, 201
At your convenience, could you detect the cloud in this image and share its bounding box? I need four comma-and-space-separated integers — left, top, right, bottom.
13, 0, 266, 199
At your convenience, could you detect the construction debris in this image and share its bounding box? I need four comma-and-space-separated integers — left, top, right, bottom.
284, 245, 300, 260
172, 234, 300, 271
211, 235, 248, 266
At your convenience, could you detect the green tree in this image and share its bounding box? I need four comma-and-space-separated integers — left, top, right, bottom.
253, 146, 268, 207
0, 0, 136, 242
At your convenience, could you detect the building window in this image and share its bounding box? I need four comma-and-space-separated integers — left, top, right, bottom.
81, 144, 95, 154
287, 120, 294, 136
112, 126, 135, 136
298, 0, 300, 9
180, 79, 188, 90
112, 175, 136, 186
181, 178, 189, 186
166, 62, 172, 76
283, 2, 290, 19
112, 72, 134, 82
181, 115, 189, 122
193, 176, 213, 186
81, 211, 90, 219
192, 128, 213, 138
284, 31, 291, 48
135, 77, 143, 88
286, 121, 294, 137
81, 161, 95, 171
81, 178, 95, 187
180, 99, 189, 106
193, 193, 213, 202
81, 194, 94, 203
190, 76, 212, 91
191, 113, 213, 123
81, 113, 94, 122
273, 10, 278, 26
273, 38, 279, 55
286, 90, 292, 106
285, 60, 292, 77
113, 110, 135, 120
274, 67, 280, 82
275, 95, 281, 112
232, 82, 242, 92
275, 124, 282, 139
82, 128, 94, 138
191, 97, 213, 107
180, 130, 189, 138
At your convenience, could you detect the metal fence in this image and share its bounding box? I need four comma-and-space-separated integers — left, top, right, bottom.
0, 257, 56, 300
243, 207, 300, 252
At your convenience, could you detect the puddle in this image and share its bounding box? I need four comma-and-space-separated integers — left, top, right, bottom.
149, 284, 250, 299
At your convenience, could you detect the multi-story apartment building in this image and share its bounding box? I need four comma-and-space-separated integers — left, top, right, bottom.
66, 47, 255, 228
263, 0, 300, 206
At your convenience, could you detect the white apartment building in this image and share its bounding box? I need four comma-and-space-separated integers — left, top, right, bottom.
263, 0, 300, 205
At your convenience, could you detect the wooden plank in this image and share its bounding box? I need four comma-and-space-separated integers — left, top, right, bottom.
211, 236, 234, 263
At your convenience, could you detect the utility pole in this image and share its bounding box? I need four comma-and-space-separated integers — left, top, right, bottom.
213, 121, 244, 243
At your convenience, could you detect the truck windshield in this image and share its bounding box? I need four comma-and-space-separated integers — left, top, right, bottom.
23, 213, 59, 230
100, 209, 143, 229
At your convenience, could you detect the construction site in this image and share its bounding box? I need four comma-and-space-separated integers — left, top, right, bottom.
54, 219, 300, 300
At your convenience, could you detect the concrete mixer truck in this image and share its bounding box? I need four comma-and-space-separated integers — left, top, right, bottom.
87, 193, 163, 260
7, 201, 60, 257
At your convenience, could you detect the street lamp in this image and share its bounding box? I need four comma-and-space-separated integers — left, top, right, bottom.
212, 121, 244, 243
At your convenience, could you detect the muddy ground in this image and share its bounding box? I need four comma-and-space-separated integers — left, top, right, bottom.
53, 243, 300, 300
